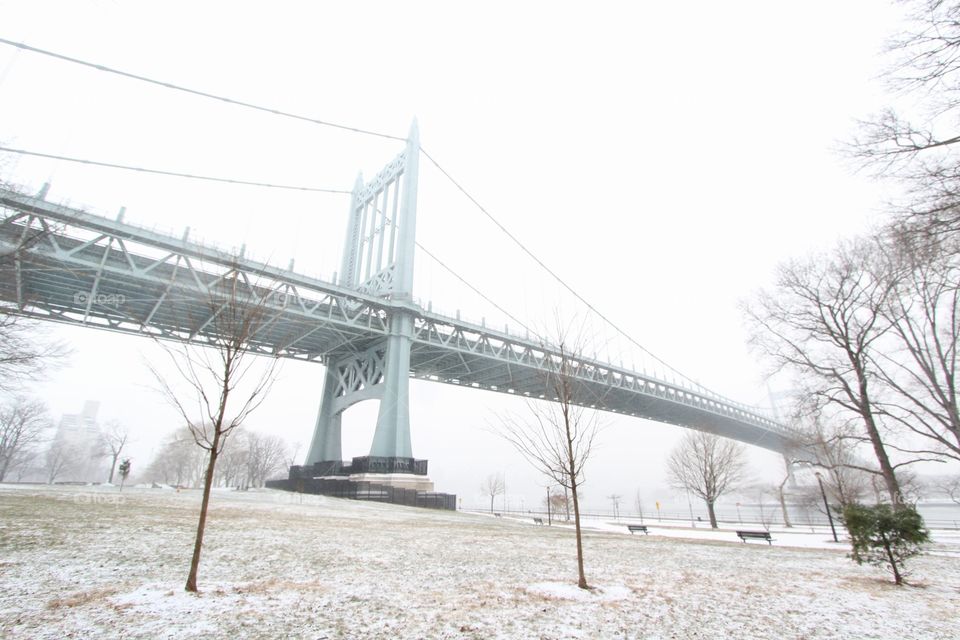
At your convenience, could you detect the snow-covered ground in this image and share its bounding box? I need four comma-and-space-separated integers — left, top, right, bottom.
1, 484, 958, 639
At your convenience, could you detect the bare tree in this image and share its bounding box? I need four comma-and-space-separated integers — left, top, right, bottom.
99, 420, 131, 484
872, 229, 960, 462
497, 329, 601, 589
150, 272, 283, 593
144, 428, 206, 488
0, 397, 49, 481
743, 237, 906, 503
0, 314, 66, 394
547, 490, 571, 521
481, 473, 505, 513
607, 494, 622, 520
850, 0, 960, 236
666, 431, 747, 529
0, 206, 69, 391
44, 440, 74, 484
773, 469, 794, 528
937, 474, 960, 504
245, 431, 288, 488
215, 428, 249, 488
634, 490, 645, 522
789, 407, 874, 508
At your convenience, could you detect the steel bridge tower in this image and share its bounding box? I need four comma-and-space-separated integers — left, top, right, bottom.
303, 121, 427, 484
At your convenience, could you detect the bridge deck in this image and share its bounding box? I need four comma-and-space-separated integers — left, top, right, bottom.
0, 188, 798, 453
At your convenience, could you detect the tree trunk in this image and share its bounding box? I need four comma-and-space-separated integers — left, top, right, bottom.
185, 431, 220, 593
856, 372, 902, 506
706, 500, 718, 529
490, 494, 494, 513
778, 483, 793, 528
570, 477, 587, 589
880, 531, 903, 585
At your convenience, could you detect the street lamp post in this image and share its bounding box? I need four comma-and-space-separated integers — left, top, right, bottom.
815, 472, 839, 543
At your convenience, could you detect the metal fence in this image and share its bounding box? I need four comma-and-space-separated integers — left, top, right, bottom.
290, 456, 429, 479
266, 477, 456, 511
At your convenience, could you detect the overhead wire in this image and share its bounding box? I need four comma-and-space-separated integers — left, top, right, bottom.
0, 146, 351, 193
0, 37, 405, 142
0, 36, 755, 406
414, 239, 538, 340
419, 148, 716, 396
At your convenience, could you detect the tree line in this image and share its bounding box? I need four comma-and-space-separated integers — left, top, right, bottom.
0, 394, 292, 489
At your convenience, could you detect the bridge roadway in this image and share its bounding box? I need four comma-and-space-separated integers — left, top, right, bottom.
0, 187, 799, 453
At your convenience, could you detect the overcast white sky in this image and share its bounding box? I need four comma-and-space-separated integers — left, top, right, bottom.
0, 1, 915, 510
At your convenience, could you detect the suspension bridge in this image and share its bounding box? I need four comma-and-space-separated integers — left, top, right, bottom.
0, 122, 801, 489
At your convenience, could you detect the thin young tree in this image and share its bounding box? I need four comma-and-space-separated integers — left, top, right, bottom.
118, 458, 131, 491
481, 473, 505, 513
666, 431, 747, 529
498, 328, 601, 590
842, 503, 930, 586
150, 271, 283, 593
0, 396, 49, 481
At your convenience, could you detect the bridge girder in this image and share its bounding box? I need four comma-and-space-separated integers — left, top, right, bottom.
0, 185, 803, 457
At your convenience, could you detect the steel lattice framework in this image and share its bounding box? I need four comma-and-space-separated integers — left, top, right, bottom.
0, 128, 802, 460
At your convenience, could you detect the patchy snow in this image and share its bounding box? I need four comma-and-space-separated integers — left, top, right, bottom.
1, 483, 959, 639
527, 582, 631, 602
504, 512, 960, 555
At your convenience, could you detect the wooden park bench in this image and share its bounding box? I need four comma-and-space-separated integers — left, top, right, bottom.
627, 524, 649, 535
533, 517, 544, 525
494, 513, 502, 518
736, 530, 773, 545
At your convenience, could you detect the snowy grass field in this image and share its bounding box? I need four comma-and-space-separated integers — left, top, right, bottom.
1, 484, 959, 639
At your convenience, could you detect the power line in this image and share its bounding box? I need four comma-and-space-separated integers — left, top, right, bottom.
0, 37, 406, 143
0, 146, 351, 194
419, 146, 720, 397
414, 239, 539, 341
0, 36, 752, 406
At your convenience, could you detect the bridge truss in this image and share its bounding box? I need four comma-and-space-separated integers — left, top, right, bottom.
0, 133, 802, 463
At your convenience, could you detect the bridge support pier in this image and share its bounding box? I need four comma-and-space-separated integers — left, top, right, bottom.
303, 366, 343, 464
369, 318, 414, 459
300, 120, 428, 490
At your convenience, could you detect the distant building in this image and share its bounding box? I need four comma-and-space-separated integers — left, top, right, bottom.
52, 401, 104, 482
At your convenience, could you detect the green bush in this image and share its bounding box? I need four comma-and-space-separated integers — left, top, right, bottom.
841, 503, 929, 585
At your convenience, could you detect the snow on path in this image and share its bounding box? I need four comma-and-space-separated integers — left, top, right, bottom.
1, 484, 958, 639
